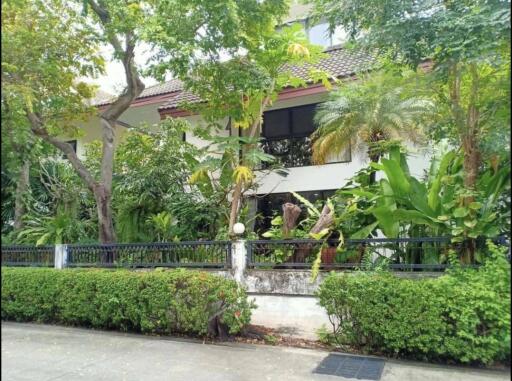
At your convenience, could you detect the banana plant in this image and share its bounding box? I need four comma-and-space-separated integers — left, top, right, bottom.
342, 145, 510, 242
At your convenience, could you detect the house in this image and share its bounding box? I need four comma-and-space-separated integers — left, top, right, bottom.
73, 3, 432, 233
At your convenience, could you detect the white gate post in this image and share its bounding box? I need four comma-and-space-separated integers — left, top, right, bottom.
231, 240, 247, 284
54, 244, 68, 269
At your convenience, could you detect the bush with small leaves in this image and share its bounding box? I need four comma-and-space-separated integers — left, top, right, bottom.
317, 241, 510, 365
1, 268, 255, 338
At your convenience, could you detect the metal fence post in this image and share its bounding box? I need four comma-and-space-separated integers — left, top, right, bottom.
231, 240, 247, 284
54, 244, 68, 269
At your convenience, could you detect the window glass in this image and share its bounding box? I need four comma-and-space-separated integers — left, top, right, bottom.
308, 22, 331, 47
263, 109, 290, 138
291, 104, 316, 136
261, 103, 351, 168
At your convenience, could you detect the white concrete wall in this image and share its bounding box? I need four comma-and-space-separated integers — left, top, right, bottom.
250, 295, 331, 340
70, 103, 162, 159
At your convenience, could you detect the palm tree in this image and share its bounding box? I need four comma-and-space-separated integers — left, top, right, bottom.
312, 81, 434, 183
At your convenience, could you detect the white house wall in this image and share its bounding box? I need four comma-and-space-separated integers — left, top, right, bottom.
72, 103, 162, 159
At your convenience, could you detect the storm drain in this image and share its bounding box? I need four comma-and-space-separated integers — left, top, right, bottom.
313, 354, 385, 380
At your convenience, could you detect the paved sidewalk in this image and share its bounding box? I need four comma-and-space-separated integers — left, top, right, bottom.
1, 322, 509, 381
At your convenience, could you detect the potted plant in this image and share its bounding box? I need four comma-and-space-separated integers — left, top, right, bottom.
321, 246, 337, 265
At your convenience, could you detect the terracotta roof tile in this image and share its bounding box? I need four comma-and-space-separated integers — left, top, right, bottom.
94, 47, 375, 109
92, 78, 184, 106
158, 46, 375, 111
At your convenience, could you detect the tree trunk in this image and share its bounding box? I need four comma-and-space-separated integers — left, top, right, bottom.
368, 153, 380, 184
310, 204, 335, 235
282, 202, 301, 238
13, 159, 30, 231
96, 117, 116, 244
462, 133, 480, 191
228, 89, 274, 236
463, 63, 481, 191
94, 184, 116, 244
26, 2, 145, 244
291, 204, 335, 263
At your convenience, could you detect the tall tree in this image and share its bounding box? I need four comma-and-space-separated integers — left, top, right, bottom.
308, 0, 511, 191
4, 0, 291, 243
312, 71, 434, 183
2, 0, 103, 236
2, 0, 147, 243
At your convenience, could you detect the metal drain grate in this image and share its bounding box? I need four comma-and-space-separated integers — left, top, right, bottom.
313, 354, 385, 380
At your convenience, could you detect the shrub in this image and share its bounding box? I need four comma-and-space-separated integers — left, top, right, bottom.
1, 268, 255, 337
316, 241, 511, 365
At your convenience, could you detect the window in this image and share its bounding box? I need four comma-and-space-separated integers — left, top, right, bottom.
254, 190, 337, 234
308, 22, 332, 48
261, 104, 317, 168
261, 104, 350, 168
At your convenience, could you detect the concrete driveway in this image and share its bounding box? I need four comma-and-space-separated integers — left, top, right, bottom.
1, 322, 509, 381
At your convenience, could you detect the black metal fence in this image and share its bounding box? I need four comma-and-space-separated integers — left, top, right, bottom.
66, 241, 232, 269
1, 245, 55, 267
2, 237, 509, 271
247, 236, 510, 271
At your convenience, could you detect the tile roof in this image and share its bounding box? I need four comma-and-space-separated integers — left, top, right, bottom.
158, 46, 375, 111
92, 78, 185, 106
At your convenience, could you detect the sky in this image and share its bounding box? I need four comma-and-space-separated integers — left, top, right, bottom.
84, 43, 160, 96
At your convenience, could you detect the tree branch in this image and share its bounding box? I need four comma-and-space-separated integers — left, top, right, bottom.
26, 111, 98, 192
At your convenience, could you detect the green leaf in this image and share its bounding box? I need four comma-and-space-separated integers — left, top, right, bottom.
453, 207, 469, 218
381, 158, 411, 196
468, 202, 482, 210
341, 189, 376, 199
270, 216, 283, 226
393, 209, 437, 226
371, 206, 399, 238
350, 221, 379, 239
451, 227, 464, 236
428, 150, 456, 212
262, 231, 274, 238
310, 228, 330, 240
36, 233, 51, 246
292, 192, 319, 217
463, 219, 478, 228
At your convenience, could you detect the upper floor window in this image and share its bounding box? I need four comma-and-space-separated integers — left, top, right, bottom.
262, 104, 317, 168
261, 104, 350, 168
308, 22, 332, 47
306, 21, 348, 48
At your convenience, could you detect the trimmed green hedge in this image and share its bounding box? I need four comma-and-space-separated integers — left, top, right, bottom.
1, 268, 254, 337
317, 242, 511, 365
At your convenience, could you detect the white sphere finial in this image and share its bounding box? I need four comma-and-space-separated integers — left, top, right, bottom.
233, 222, 245, 235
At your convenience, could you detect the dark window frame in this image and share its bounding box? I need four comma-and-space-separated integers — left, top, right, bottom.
261, 103, 351, 168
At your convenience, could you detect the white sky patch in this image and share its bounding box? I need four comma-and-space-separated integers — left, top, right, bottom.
82, 42, 161, 95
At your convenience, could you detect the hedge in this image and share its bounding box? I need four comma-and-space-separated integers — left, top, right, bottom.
317, 242, 511, 365
1, 267, 255, 337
